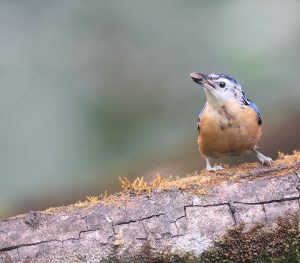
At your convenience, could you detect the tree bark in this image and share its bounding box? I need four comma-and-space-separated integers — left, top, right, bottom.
1, 153, 300, 262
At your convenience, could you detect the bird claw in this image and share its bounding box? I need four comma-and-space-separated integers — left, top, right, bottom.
207, 164, 224, 172
256, 152, 273, 166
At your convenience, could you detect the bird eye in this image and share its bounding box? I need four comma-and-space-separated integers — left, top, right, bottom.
219, 82, 226, 88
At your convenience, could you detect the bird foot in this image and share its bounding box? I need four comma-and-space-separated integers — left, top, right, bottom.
256, 152, 273, 166
206, 164, 224, 172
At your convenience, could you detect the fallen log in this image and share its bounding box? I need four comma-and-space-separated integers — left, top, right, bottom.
1, 152, 300, 262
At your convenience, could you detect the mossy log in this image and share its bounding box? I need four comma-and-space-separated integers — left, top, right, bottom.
1, 152, 300, 262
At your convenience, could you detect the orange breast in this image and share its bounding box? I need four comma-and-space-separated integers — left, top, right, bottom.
198, 102, 261, 158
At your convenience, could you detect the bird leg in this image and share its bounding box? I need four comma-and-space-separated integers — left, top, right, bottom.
253, 149, 273, 166
205, 157, 224, 172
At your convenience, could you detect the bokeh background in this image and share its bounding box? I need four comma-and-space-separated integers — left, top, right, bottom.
1, 0, 300, 219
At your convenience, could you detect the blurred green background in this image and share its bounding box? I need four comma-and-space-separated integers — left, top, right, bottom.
1, 0, 300, 219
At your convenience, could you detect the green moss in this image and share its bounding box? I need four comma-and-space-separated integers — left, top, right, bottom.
201, 212, 300, 263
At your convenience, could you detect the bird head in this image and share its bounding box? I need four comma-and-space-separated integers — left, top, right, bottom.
190, 72, 248, 107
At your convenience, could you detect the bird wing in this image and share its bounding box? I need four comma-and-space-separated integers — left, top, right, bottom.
197, 103, 207, 131
248, 100, 262, 125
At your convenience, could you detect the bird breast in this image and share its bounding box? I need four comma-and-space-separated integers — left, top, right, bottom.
198, 100, 261, 157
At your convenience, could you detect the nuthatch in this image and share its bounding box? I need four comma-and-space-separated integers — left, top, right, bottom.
190, 72, 273, 172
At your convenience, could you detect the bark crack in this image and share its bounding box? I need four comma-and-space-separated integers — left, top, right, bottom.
255, 192, 268, 222
294, 170, 300, 196
262, 204, 268, 221
228, 201, 237, 224
140, 219, 148, 240
112, 213, 166, 226
0, 239, 63, 253
233, 196, 300, 205
16, 248, 20, 260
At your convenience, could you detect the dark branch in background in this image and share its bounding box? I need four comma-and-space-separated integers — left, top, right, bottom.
0, 152, 300, 263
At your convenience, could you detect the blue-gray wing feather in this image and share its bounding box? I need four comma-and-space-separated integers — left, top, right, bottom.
248, 100, 262, 125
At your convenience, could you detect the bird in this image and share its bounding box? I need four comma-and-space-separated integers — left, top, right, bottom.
190, 72, 273, 172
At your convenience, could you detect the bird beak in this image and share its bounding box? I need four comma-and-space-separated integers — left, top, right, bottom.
190, 72, 215, 89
